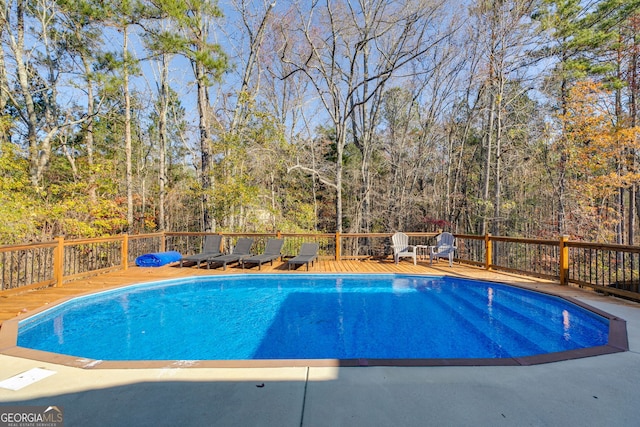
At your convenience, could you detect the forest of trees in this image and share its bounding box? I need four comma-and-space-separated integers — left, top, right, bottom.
1, 0, 640, 245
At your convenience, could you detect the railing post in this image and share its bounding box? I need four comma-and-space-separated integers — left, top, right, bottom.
559, 235, 569, 286
54, 236, 64, 287
335, 232, 341, 261
160, 231, 166, 252
485, 233, 492, 270
122, 234, 129, 271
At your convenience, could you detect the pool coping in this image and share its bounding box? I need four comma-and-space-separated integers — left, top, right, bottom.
0, 274, 629, 369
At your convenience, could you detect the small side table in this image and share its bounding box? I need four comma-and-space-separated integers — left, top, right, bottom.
414, 245, 432, 262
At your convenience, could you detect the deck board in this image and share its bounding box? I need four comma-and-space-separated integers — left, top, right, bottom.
0, 259, 555, 325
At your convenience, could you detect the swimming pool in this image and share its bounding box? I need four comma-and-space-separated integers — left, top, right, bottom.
14, 274, 624, 366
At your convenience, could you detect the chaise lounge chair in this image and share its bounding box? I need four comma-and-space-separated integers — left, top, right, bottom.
288, 242, 319, 270
206, 237, 254, 270
429, 232, 457, 267
179, 235, 223, 268
241, 238, 284, 270
391, 232, 417, 265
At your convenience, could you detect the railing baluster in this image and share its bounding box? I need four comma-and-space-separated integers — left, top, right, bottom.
1, 252, 4, 290
606, 249, 610, 287
20, 250, 25, 288
35, 248, 39, 283
588, 248, 592, 285
634, 253, 638, 292
621, 250, 625, 288
10, 252, 15, 289
71, 246, 76, 276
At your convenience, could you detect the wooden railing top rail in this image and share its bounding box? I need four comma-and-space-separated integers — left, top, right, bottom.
62, 236, 125, 245
167, 232, 278, 237
452, 233, 484, 241
338, 232, 440, 238
278, 233, 336, 239
164, 231, 439, 238
489, 236, 560, 246
129, 233, 164, 239
0, 241, 57, 252
163, 232, 212, 236
565, 240, 640, 252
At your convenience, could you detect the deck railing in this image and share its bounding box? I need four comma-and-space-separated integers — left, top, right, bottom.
565, 240, 640, 301
1, 232, 639, 302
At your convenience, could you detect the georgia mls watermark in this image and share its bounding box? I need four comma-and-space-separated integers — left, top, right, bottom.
0, 406, 63, 427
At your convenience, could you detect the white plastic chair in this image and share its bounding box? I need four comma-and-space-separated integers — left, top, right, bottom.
429, 232, 457, 267
391, 232, 417, 265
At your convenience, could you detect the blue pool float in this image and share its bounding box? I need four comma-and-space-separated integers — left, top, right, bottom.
135, 251, 182, 267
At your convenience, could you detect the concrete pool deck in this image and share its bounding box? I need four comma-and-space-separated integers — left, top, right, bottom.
1, 267, 640, 425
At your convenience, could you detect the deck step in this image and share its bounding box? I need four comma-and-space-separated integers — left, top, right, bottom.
428, 281, 546, 357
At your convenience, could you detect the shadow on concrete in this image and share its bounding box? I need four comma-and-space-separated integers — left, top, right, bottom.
2, 379, 306, 427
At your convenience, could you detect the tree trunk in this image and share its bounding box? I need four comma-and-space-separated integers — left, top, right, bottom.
335, 129, 345, 233
630, 22, 639, 245
335, 165, 344, 233
616, 44, 624, 245
195, 61, 213, 232
557, 56, 569, 235
158, 55, 170, 231
481, 89, 495, 235
13, 1, 40, 187
0, 26, 8, 143
80, 53, 97, 204
492, 74, 504, 236
123, 26, 134, 230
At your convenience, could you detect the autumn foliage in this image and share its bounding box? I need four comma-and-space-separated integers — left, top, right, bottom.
559, 80, 640, 241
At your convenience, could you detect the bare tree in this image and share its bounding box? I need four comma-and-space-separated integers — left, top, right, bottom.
0, 0, 91, 187
0, 7, 9, 143
157, 53, 170, 230
467, 0, 537, 235
225, 0, 277, 133
281, 0, 453, 233
146, 0, 228, 232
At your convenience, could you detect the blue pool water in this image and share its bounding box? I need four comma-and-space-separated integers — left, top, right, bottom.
17, 275, 610, 361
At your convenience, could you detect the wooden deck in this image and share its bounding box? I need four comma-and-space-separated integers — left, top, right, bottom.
0, 258, 557, 326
